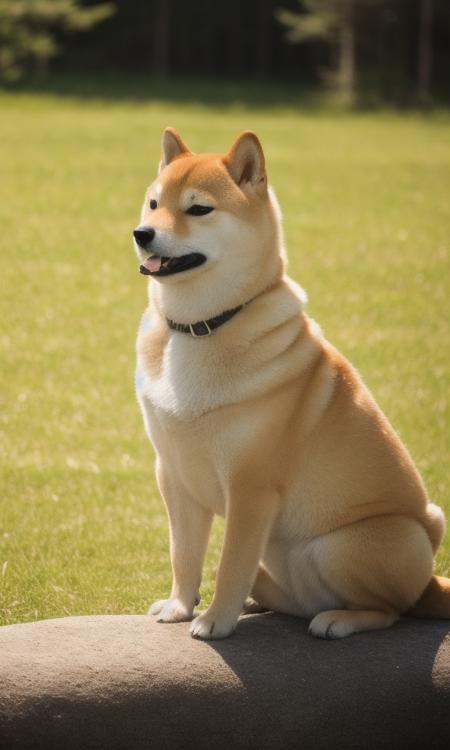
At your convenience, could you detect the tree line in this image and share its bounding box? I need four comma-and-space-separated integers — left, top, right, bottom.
1, 0, 449, 105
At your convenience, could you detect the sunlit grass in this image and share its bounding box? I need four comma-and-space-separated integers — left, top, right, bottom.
1, 80, 449, 625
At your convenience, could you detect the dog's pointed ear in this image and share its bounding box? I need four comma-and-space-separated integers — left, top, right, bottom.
159, 127, 191, 172
224, 131, 266, 190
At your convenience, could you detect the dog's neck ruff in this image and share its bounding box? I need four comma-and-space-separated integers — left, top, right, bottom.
167, 304, 245, 338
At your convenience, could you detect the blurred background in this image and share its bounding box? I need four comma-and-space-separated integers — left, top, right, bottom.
1, 0, 450, 105
1, 1, 449, 626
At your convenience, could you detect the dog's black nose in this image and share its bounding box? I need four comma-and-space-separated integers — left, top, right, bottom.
133, 227, 155, 249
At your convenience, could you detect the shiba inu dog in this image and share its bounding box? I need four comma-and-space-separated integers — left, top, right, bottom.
133, 127, 450, 640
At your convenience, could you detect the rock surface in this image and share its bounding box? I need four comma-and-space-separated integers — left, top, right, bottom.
1, 612, 450, 749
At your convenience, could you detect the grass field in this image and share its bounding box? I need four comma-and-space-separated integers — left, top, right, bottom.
1, 77, 449, 626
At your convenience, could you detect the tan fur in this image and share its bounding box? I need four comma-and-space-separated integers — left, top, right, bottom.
134, 128, 449, 640
408, 576, 450, 618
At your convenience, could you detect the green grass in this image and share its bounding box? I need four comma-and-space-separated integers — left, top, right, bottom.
1, 77, 449, 626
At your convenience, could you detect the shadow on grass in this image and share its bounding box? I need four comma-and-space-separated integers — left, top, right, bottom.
3, 73, 447, 115
1, 72, 343, 111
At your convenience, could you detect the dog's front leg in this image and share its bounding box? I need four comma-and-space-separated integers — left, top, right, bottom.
149, 467, 213, 623
190, 488, 279, 639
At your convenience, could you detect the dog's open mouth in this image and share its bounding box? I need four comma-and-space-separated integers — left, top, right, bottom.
140, 253, 206, 277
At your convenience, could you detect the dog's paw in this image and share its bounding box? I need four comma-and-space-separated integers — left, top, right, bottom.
148, 598, 193, 623
190, 610, 237, 640
308, 611, 353, 639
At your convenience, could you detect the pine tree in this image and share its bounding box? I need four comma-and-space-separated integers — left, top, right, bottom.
417, 0, 434, 104
0, 0, 115, 81
277, 0, 356, 105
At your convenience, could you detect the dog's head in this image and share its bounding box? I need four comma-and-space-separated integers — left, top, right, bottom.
133, 128, 284, 319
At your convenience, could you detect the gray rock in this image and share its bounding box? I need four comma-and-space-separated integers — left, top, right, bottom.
1, 612, 449, 749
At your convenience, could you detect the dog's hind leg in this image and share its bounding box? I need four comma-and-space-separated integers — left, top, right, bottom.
306, 514, 433, 639
309, 609, 398, 639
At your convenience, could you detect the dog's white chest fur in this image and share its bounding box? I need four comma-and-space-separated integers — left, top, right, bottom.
135, 287, 308, 422
136, 315, 241, 420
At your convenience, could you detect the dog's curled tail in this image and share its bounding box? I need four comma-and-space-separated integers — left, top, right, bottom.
408, 575, 450, 619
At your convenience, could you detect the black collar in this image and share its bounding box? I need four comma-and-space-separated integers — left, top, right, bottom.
167, 304, 244, 337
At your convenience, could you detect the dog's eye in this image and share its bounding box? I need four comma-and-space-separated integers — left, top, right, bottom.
150, 199, 157, 210
186, 205, 214, 216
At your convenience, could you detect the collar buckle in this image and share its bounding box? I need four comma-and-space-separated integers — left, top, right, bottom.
167, 303, 246, 338
189, 320, 212, 337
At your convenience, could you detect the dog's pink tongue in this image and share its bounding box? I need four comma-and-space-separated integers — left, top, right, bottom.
141, 256, 162, 273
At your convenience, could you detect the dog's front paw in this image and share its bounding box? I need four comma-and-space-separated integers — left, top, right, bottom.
148, 597, 193, 623
189, 609, 237, 640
